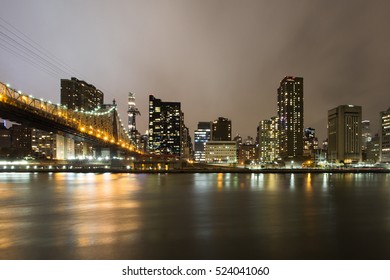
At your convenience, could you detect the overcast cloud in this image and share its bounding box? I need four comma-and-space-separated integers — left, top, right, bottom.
1, 0, 390, 142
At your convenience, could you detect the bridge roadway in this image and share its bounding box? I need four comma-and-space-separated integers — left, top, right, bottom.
0, 81, 142, 155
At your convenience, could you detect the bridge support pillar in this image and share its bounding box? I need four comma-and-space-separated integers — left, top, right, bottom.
93, 147, 102, 158
93, 146, 121, 159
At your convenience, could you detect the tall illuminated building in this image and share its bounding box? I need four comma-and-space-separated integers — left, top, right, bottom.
277, 76, 304, 160
181, 120, 193, 160
212, 117, 231, 141
367, 134, 380, 163
361, 120, 372, 149
60, 77, 103, 157
127, 92, 141, 144
60, 77, 104, 111
148, 95, 183, 156
380, 107, 390, 162
361, 120, 371, 161
257, 117, 279, 162
328, 105, 362, 163
194, 122, 212, 162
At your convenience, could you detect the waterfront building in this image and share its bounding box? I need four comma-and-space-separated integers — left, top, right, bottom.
212, 117, 231, 141
238, 142, 258, 165
380, 107, 390, 162
31, 129, 55, 159
60, 77, 104, 111
181, 122, 193, 160
303, 127, 319, 159
328, 105, 362, 163
0, 121, 11, 158
233, 134, 243, 160
361, 120, 372, 149
257, 117, 279, 162
148, 95, 184, 156
277, 76, 304, 160
30, 129, 74, 160
74, 141, 93, 158
127, 92, 141, 146
9, 124, 32, 158
204, 141, 237, 164
361, 120, 371, 161
140, 133, 148, 153
367, 134, 380, 163
194, 122, 212, 162
61, 77, 104, 157
0, 121, 10, 148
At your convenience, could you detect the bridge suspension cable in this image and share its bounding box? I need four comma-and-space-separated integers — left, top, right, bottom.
0, 15, 84, 79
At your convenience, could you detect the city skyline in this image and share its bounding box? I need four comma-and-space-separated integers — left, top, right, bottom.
1, 1, 390, 142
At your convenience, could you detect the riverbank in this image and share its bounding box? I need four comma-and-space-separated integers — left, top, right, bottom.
1, 167, 389, 174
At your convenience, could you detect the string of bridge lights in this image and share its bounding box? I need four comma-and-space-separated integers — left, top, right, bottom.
2, 81, 133, 149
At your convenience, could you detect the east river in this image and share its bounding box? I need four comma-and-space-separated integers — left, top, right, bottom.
1, 172, 390, 259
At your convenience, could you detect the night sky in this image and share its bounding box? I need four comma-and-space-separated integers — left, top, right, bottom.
1, 0, 389, 143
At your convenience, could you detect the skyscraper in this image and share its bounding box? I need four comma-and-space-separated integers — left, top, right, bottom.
367, 134, 380, 163
257, 117, 279, 162
127, 92, 141, 145
361, 120, 371, 161
148, 95, 183, 156
380, 107, 390, 162
61, 77, 104, 111
60, 77, 103, 158
277, 76, 304, 160
181, 114, 193, 159
194, 121, 212, 162
361, 120, 372, 150
328, 105, 362, 163
212, 117, 231, 141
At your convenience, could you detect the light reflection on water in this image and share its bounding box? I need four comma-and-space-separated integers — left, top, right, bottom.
0, 172, 390, 259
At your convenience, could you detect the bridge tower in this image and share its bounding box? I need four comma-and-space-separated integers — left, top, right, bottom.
109, 99, 120, 158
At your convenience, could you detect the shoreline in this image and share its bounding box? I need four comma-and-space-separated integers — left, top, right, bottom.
0, 168, 389, 174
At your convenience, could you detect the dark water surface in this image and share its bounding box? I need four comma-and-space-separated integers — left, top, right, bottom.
1, 172, 390, 259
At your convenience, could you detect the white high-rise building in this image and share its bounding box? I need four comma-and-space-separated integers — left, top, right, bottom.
194, 122, 212, 162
